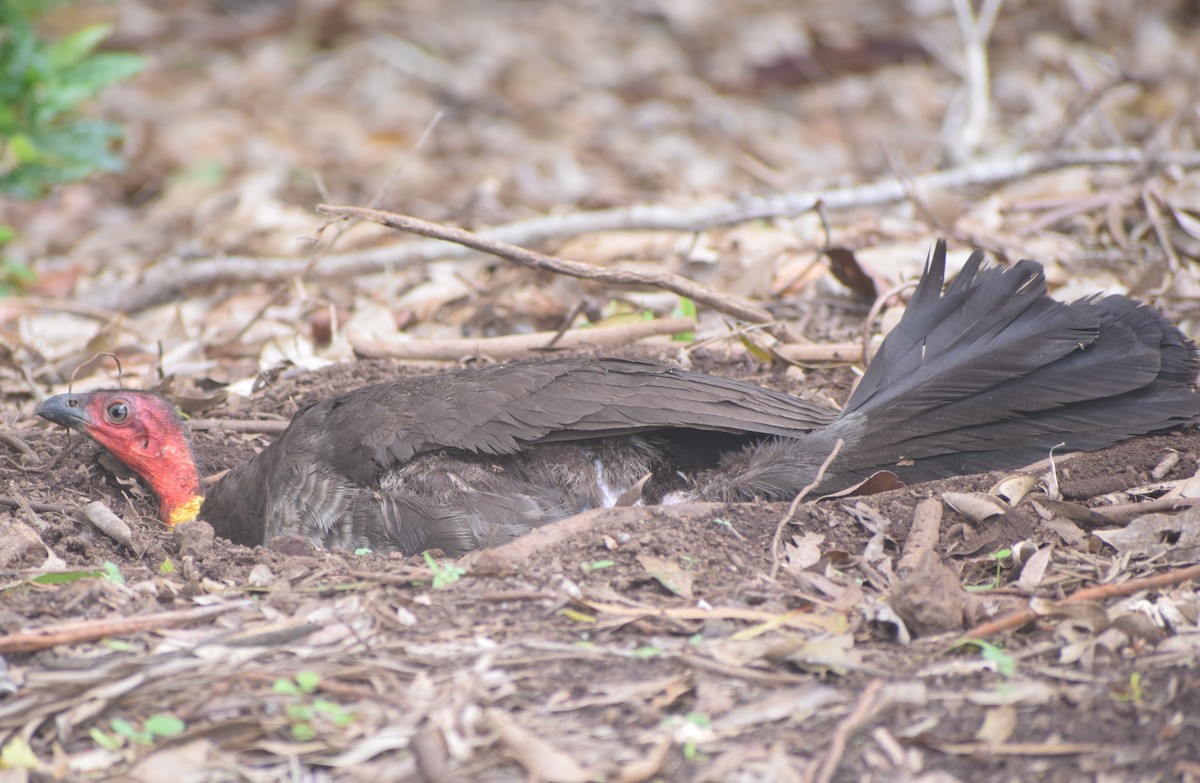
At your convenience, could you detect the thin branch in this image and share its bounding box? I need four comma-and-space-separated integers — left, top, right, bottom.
186, 419, 290, 434
808, 678, 885, 783
0, 601, 252, 654
964, 562, 1200, 640
321, 206, 778, 327
76, 148, 1200, 313
772, 342, 865, 364
949, 0, 1003, 160
350, 317, 696, 361
0, 496, 73, 515
769, 438, 844, 580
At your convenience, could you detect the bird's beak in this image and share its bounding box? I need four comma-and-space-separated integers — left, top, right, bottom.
35, 394, 94, 432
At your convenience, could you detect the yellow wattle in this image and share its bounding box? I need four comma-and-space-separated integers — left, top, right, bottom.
168, 495, 205, 526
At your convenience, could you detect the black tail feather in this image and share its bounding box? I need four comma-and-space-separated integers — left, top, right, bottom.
822, 241, 1200, 486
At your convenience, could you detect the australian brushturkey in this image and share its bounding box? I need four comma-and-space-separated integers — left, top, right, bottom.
36, 242, 1200, 555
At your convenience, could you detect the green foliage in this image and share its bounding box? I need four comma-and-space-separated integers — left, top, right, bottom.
672, 296, 696, 341
0, 1, 144, 197
422, 551, 466, 588
953, 638, 1016, 678
1112, 671, 1144, 703
0, 226, 36, 296
965, 547, 1013, 591
273, 672, 356, 740
581, 558, 615, 573
31, 568, 105, 584
101, 560, 124, 585
89, 713, 186, 749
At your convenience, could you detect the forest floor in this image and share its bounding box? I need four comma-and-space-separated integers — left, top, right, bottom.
2, 1, 1200, 781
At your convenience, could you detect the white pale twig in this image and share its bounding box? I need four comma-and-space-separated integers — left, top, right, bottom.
949, 0, 1004, 161
79, 148, 1200, 314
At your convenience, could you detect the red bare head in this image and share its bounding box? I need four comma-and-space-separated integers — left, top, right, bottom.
35, 390, 203, 526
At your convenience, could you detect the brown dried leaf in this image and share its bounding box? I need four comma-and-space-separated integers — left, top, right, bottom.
636, 554, 694, 599
1093, 511, 1200, 559
990, 474, 1039, 506
944, 491, 1009, 524
712, 685, 843, 731
825, 246, 878, 300
488, 710, 601, 783
975, 706, 1017, 745
1015, 545, 1054, 592
783, 532, 824, 572
775, 633, 861, 675
820, 470, 903, 498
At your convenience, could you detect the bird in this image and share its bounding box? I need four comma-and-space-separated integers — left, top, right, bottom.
36, 241, 1200, 556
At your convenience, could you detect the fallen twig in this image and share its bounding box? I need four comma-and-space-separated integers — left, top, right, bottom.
769, 439, 844, 580
947, 0, 1002, 160
808, 678, 885, 783
772, 342, 864, 364
186, 418, 290, 434
0, 496, 73, 515
77, 148, 1200, 313
321, 206, 777, 328
964, 562, 1200, 640
0, 601, 252, 654
897, 498, 944, 576
0, 431, 39, 461
350, 316, 696, 361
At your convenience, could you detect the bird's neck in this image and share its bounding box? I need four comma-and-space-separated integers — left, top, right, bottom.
165, 493, 205, 526
144, 440, 205, 526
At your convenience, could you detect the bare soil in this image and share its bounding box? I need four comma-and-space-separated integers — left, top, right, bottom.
3, 0, 1200, 779
4, 355, 1199, 781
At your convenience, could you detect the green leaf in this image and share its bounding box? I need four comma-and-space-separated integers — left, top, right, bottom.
8, 133, 39, 163
558, 608, 596, 623
158, 558, 177, 574
109, 717, 137, 739
954, 639, 1016, 678
294, 671, 321, 694
89, 727, 123, 751
31, 569, 103, 584
101, 561, 124, 586
313, 699, 355, 726
272, 678, 300, 696
47, 24, 111, 70
291, 722, 316, 741
422, 551, 465, 588
0, 735, 41, 769
286, 703, 314, 722
52, 53, 144, 107
144, 714, 186, 737
672, 297, 696, 341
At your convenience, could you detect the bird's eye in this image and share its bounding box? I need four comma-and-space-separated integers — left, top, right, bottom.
106, 401, 130, 424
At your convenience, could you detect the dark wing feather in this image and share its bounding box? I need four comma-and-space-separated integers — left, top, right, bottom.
203, 357, 835, 547
319, 358, 833, 478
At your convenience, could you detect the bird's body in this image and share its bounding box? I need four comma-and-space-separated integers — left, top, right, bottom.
37, 243, 1200, 555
